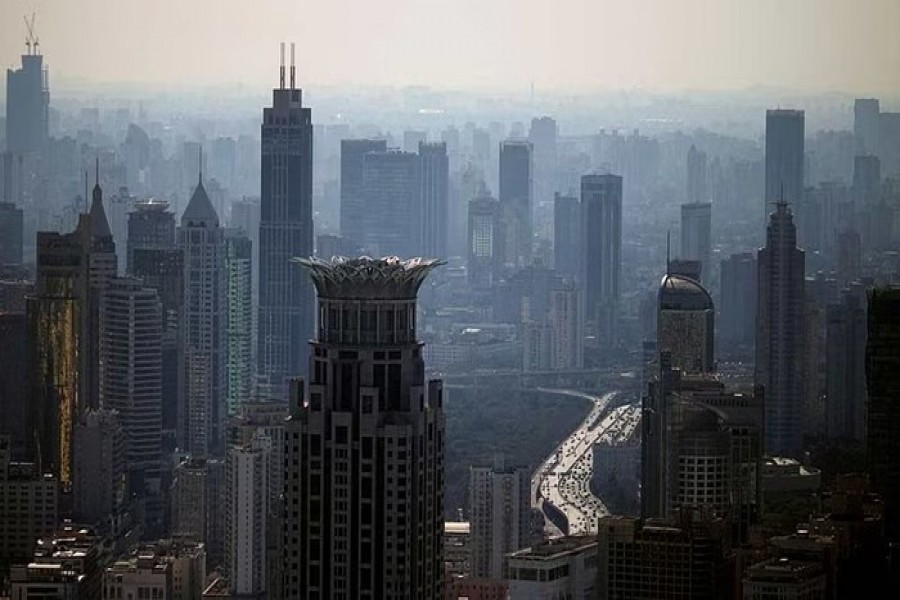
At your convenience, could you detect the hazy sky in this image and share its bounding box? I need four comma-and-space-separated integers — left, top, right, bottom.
2, 0, 899, 94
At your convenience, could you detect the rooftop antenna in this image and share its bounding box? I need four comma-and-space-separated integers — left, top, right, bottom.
666, 230, 671, 275
23, 13, 38, 55
279, 42, 285, 89
198, 146, 203, 184
95, 157, 99, 188
290, 42, 296, 89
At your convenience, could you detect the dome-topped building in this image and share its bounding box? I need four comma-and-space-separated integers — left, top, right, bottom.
657, 269, 715, 374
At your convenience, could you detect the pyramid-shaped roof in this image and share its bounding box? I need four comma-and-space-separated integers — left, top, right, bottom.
181, 179, 219, 227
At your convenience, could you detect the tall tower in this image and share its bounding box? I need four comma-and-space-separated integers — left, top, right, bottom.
0, 202, 24, 265
686, 145, 708, 204
418, 142, 449, 259
580, 174, 622, 343
179, 170, 226, 457
467, 196, 502, 290
499, 140, 533, 269
126, 199, 176, 274
99, 277, 163, 497
5, 17, 49, 155
258, 44, 314, 400
658, 271, 715, 374
284, 256, 445, 600
340, 139, 387, 248
553, 193, 579, 281
680, 202, 712, 282
225, 230, 253, 417
765, 110, 805, 218
360, 150, 420, 257
756, 202, 806, 456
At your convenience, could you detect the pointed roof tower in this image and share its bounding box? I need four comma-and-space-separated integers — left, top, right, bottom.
89, 158, 112, 239
181, 147, 219, 227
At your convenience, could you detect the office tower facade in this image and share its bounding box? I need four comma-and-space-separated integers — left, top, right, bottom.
179, 178, 226, 457
658, 272, 715, 374
284, 256, 444, 599
529, 117, 558, 206
686, 144, 708, 204
340, 139, 387, 247
756, 202, 806, 456
719, 253, 757, 349
866, 287, 900, 540
0, 202, 24, 265
825, 285, 867, 441
0, 313, 29, 459
580, 174, 622, 341
361, 150, 421, 257
225, 230, 253, 417
28, 218, 91, 489
597, 514, 732, 600
680, 202, 712, 281
127, 199, 176, 274
418, 142, 449, 259
553, 194, 579, 280
72, 408, 125, 524
499, 140, 533, 269
506, 537, 596, 599
550, 282, 584, 370
469, 457, 532, 580
765, 109, 805, 213
854, 98, 881, 156
99, 277, 162, 490
467, 196, 502, 290
853, 154, 881, 205
258, 59, 315, 400
225, 431, 271, 598
5, 46, 48, 155
230, 197, 260, 297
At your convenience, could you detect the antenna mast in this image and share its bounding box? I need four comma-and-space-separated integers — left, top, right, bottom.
279, 43, 285, 89
23, 13, 39, 55
290, 42, 296, 89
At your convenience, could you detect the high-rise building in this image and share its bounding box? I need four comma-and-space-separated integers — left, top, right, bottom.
499, 140, 533, 269
5, 43, 49, 155
853, 154, 882, 205
225, 230, 253, 418
528, 117, 558, 207
258, 54, 315, 400
550, 282, 584, 370
230, 197, 260, 302
284, 256, 445, 599
866, 287, 900, 540
418, 142, 449, 259
553, 194, 579, 280
170, 457, 225, 565
658, 271, 714, 374
596, 514, 733, 600
127, 199, 176, 274
107, 188, 134, 274
0, 202, 24, 265
825, 285, 867, 441
72, 408, 125, 524
507, 536, 596, 600
340, 139, 387, 247
469, 456, 532, 580
686, 145, 708, 204
0, 312, 29, 459
765, 110, 805, 217
467, 196, 502, 290
99, 277, 163, 492
854, 98, 881, 156
580, 174, 622, 342
179, 175, 226, 457
361, 150, 421, 257
719, 253, 757, 350
104, 552, 173, 600
680, 203, 712, 281
225, 431, 271, 598
756, 202, 806, 456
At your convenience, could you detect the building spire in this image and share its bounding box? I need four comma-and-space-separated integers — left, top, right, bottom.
290, 42, 296, 89
92, 157, 102, 204
280, 42, 285, 90
666, 230, 671, 276
198, 146, 203, 184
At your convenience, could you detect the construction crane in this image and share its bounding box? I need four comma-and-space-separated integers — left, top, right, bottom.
24, 12, 39, 55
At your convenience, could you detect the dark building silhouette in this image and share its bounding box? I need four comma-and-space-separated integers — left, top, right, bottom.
340, 139, 387, 248
765, 110, 805, 222
467, 196, 502, 290
5, 45, 48, 155
284, 256, 445, 599
756, 202, 806, 456
866, 287, 900, 540
418, 141, 449, 259
361, 150, 420, 257
499, 140, 533, 269
825, 285, 867, 441
580, 174, 622, 344
553, 193, 579, 281
0, 202, 24, 265
686, 144, 708, 204
258, 49, 315, 399
0, 313, 29, 459
719, 252, 757, 350
126, 198, 176, 274
528, 117, 558, 208
680, 202, 711, 282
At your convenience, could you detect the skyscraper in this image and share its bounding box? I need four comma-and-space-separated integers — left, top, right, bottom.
499, 140, 533, 269
126, 199, 176, 274
550, 282, 584, 370
0, 202, 24, 265
469, 456, 533, 580
72, 408, 125, 524
854, 98, 881, 156
580, 174, 622, 343
756, 202, 806, 456
5, 41, 48, 155
284, 256, 445, 599
418, 142, 449, 259
361, 150, 421, 257
680, 202, 712, 281
719, 253, 757, 350
467, 196, 502, 290
528, 117, 558, 208
340, 139, 387, 247
225, 230, 253, 418
258, 49, 314, 400
765, 109, 805, 216
179, 174, 226, 457
686, 144, 708, 204
866, 287, 900, 540
825, 285, 867, 441
553, 193, 579, 280
99, 277, 162, 496
658, 271, 715, 374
